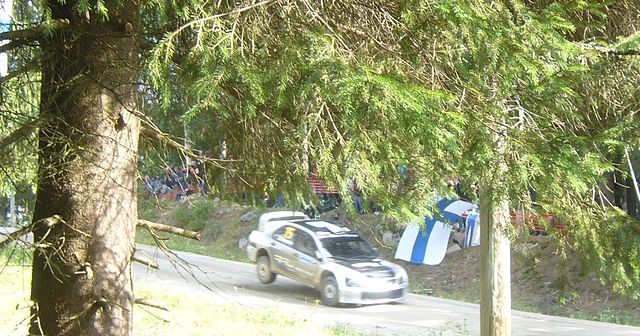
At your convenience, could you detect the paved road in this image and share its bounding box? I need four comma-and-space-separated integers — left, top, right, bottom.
133, 245, 640, 336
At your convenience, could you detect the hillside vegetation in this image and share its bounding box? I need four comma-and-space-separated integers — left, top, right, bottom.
137, 195, 640, 327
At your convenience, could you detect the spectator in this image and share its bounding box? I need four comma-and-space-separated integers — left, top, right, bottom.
350, 180, 365, 214
174, 166, 189, 191
144, 175, 153, 198
164, 165, 177, 189
152, 177, 170, 195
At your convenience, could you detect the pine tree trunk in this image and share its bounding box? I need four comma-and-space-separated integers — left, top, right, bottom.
479, 126, 512, 336
479, 186, 512, 336
29, 2, 140, 335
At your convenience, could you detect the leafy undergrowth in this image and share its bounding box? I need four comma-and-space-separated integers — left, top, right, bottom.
138, 195, 640, 327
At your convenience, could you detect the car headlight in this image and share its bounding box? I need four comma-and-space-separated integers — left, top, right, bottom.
346, 277, 364, 287
397, 269, 409, 285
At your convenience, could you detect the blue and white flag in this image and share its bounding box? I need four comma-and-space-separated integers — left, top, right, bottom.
436, 198, 475, 224
395, 198, 475, 265
395, 217, 451, 265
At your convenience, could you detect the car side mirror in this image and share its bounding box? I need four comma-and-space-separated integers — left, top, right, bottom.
315, 250, 323, 260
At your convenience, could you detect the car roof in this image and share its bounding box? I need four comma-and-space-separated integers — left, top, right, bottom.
290, 219, 360, 238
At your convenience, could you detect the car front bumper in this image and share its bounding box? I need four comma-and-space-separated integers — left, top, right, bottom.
246, 244, 257, 262
338, 284, 408, 305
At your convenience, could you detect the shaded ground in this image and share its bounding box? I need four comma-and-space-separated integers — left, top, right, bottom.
140, 196, 640, 327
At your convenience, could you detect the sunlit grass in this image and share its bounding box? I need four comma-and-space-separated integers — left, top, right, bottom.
0, 247, 32, 335
134, 280, 332, 336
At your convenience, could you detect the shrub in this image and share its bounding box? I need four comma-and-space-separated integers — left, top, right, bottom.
171, 201, 210, 231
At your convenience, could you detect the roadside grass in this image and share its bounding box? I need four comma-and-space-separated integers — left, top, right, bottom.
511, 301, 640, 327
578, 308, 640, 326
419, 285, 640, 327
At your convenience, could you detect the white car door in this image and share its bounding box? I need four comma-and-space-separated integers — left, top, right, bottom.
270, 225, 300, 277
291, 231, 322, 286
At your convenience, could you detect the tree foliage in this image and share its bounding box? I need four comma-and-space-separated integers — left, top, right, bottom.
0, 0, 639, 334
144, 0, 640, 296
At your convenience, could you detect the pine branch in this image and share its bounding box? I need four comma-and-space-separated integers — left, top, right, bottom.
0, 225, 33, 250
140, 125, 230, 169
500, 0, 523, 26
0, 40, 36, 53
582, 43, 640, 56
0, 19, 70, 42
0, 215, 63, 250
0, 118, 42, 153
135, 298, 170, 323
0, 60, 39, 85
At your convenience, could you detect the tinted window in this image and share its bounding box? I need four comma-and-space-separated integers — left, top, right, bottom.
273, 225, 297, 246
293, 231, 318, 257
320, 236, 377, 258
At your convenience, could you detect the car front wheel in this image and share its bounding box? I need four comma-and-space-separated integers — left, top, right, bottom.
320, 275, 340, 307
257, 255, 276, 284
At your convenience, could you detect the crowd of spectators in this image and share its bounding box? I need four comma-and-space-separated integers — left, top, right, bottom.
144, 161, 206, 199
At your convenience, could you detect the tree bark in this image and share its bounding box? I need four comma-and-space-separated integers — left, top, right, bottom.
479, 186, 512, 336
479, 125, 512, 336
29, 1, 141, 335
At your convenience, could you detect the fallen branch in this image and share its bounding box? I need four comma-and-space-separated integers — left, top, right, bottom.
132, 255, 159, 269
137, 219, 201, 240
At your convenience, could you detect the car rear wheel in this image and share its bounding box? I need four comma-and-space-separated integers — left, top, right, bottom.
257, 255, 276, 284
320, 275, 340, 307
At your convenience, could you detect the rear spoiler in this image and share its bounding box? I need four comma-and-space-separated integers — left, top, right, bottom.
258, 211, 309, 232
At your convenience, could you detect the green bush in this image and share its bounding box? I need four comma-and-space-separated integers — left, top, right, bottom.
171, 201, 210, 231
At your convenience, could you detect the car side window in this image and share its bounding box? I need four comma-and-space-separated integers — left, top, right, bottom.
273, 225, 296, 246
293, 231, 318, 258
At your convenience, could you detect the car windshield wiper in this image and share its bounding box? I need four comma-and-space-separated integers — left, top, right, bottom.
351, 254, 376, 259
329, 255, 351, 261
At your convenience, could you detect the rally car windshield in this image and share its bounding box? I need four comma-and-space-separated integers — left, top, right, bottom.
320, 236, 378, 258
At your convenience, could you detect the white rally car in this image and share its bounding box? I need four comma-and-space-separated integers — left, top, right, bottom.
247, 211, 409, 306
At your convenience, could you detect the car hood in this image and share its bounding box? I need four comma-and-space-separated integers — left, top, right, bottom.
332, 258, 397, 278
